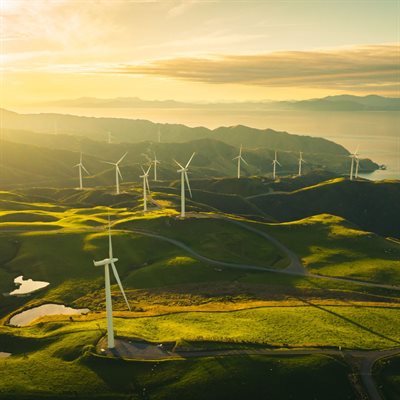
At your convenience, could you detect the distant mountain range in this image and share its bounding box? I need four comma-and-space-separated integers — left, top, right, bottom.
0, 108, 350, 155
0, 108, 381, 188
37, 94, 400, 111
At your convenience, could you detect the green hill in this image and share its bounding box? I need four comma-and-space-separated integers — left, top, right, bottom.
249, 178, 400, 238
0, 108, 351, 155
0, 132, 378, 188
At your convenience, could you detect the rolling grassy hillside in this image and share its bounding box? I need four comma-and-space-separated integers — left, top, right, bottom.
248, 214, 400, 284
0, 130, 378, 188
375, 354, 400, 400
0, 323, 357, 400
249, 178, 400, 238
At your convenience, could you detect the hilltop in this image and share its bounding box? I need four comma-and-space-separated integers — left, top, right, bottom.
0, 108, 349, 154
0, 131, 378, 188
248, 178, 400, 238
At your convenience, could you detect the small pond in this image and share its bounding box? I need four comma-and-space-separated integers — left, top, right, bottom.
9, 304, 90, 327
9, 275, 49, 296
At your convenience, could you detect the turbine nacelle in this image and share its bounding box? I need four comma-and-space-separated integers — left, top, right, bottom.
93, 257, 119, 267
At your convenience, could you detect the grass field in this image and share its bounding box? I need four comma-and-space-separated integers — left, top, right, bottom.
374, 354, 400, 400
1, 187, 399, 398
0, 327, 356, 400
246, 214, 400, 285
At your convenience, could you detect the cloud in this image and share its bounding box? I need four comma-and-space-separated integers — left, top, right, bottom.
105, 44, 400, 93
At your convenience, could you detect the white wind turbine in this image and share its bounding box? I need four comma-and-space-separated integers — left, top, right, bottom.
349, 146, 359, 181
104, 152, 128, 194
174, 153, 195, 218
107, 131, 116, 144
157, 127, 161, 143
272, 150, 281, 180
74, 153, 90, 190
140, 164, 152, 212
298, 151, 306, 176
153, 153, 160, 181
233, 145, 248, 179
93, 218, 131, 349
355, 149, 360, 179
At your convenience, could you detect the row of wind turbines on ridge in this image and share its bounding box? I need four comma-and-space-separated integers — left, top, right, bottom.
75, 144, 362, 214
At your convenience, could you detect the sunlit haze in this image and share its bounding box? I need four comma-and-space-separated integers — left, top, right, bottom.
1, 0, 399, 108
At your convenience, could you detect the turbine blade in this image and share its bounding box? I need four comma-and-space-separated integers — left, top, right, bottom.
146, 163, 152, 175
185, 152, 196, 168
117, 152, 128, 164
185, 172, 192, 198
82, 164, 90, 175
277, 161, 282, 166
80, 153, 82, 163
241, 156, 249, 166
174, 159, 184, 169
117, 165, 123, 180
108, 216, 113, 259
102, 161, 115, 165
141, 165, 146, 174
110, 261, 131, 311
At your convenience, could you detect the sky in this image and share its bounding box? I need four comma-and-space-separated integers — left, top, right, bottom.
0, 0, 399, 106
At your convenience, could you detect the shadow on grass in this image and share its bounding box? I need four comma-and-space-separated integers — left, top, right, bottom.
300, 298, 400, 346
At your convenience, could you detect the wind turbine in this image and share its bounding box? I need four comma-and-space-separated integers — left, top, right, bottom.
107, 131, 116, 144
355, 149, 360, 179
153, 153, 160, 181
174, 153, 195, 218
140, 164, 152, 212
233, 145, 248, 179
74, 153, 90, 190
93, 218, 131, 349
349, 146, 359, 181
298, 151, 306, 176
103, 152, 128, 194
157, 127, 161, 143
272, 150, 281, 180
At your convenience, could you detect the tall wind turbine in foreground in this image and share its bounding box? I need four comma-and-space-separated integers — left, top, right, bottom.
153, 153, 160, 181
349, 146, 359, 181
140, 164, 152, 212
298, 151, 306, 176
272, 151, 281, 180
93, 219, 131, 349
233, 145, 248, 179
74, 153, 90, 190
104, 152, 128, 194
174, 153, 195, 218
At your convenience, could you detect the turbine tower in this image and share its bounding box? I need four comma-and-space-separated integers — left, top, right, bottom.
74, 153, 90, 190
349, 146, 359, 181
104, 152, 128, 194
272, 150, 281, 180
140, 164, 152, 212
298, 151, 306, 176
93, 218, 131, 349
233, 145, 248, 179
153, 153, 160, 181
174, 153, 195, 218
107, 131, 115, 144
355, 150, 360, 179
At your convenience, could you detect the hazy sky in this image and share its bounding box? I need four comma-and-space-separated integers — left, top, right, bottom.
1, 0, 399, 106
